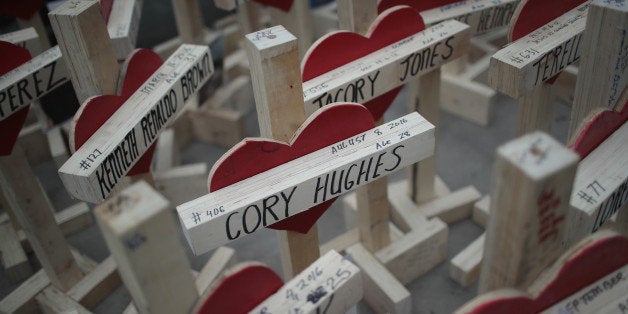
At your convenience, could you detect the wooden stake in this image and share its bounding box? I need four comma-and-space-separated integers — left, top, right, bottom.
478, 131, 579, 293
568, 0, 627, 138
49, 0, 120, 103
490, 1, 589, 136
337, 0, 391, 252
244, 26, 318, 278
0, 145, 84, 291
515, 83, 554, 135
94, 181, 197, 314
267, 1, 313, 59
236, 0, 263, 34
408, 69, 441, 203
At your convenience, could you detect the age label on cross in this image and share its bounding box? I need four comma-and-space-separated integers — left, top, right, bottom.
301, 20, 471, 116
177, 112, 435, 255
490, 1, 590, 97
421, 0, 520, 35
566, 123, 628, 244
59, 44, 214, 203
542, 264, 628, 314
0, 46, 67, 121
251, 251, 362, 314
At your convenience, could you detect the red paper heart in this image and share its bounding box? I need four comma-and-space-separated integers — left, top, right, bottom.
570, 103, 628, 158
252, 0, 293, 12
461, 232, 628, 314
71, 48, 163, 175
209, 103, 375, 233
0, 0, 42, 20
197, 263, 284, 314
509, 0, 588, 85
302, 5, 425, 121
0, 41, 32, 156
377, 0, 460, 13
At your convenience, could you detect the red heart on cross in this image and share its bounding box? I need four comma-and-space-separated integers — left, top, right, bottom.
509, 0, 588, 85
377, 0, 460, 13
302, 6, 425, 121
99, 0, 114, 24
252, 0, 293, 12
0, 41, 33, 156
0, 0, 42, 20
71, 48, 163, 175
570, 103, 628, 158
197, 263, 284, 314
460, 232, 628, 314
209, 103, 375, 233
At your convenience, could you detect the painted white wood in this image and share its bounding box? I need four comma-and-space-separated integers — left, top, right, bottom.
302, 20, 471, 116
250, 251, 362, 314
0, 46, 67, 121
58, 45, 214, 203
490, 2, 589, 98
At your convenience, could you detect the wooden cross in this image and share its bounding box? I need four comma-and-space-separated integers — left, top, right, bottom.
196, 250, 363, 313
379, 0, 521, 126
568, 0, 627, 137
490, 0, 589, 135
94, 181, 237, 314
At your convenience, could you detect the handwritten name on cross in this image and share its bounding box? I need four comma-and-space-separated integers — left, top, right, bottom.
59, 45, 213, 203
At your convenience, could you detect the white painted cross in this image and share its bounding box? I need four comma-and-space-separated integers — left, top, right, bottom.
177, 111, 435, 255
58, 45, 214, 203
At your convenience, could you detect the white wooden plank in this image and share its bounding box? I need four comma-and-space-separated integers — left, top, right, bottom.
302, 20, 471, 116
108, 0, 143, 59
0, 27, 41, 55
489, 2, 589, 97
59, 45, 214, 203
569, 0, 628, 136
566, 123, 628, 246
541, 264, 628, 314
177, 112, 435, 255
250, 251, 362, 314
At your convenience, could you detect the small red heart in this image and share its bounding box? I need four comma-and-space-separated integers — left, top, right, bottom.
509, 0, 588, 85
570, 104, 628, 158
462, 233, 628, 314
377, 0, 461, 13
0, 0, 42, 20
0, 41, 32, 156
302, 6, 425, 121
252, 0, 293, 12
197, 263, 284, 314
209, 103, 375, 233
71, 48, 163, 175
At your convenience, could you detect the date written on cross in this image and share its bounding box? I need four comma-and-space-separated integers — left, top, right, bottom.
177, 112, 435, 255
